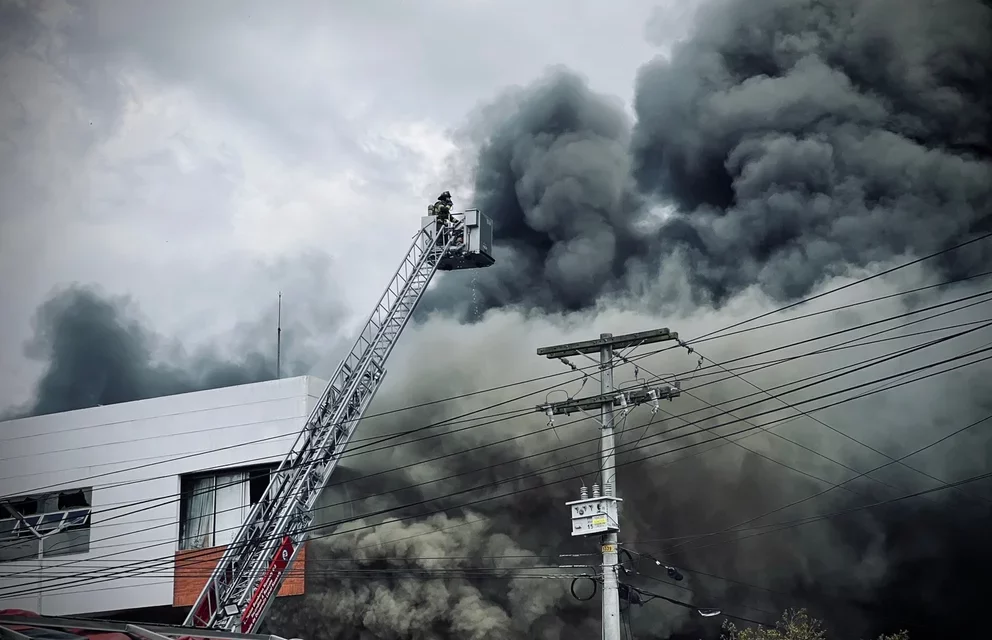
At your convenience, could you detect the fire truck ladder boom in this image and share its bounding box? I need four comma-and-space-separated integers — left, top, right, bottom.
183, 214, 494, 633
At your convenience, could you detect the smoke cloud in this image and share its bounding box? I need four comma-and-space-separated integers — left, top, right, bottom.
6, 285, 280, 418
3, 251, 347, 418
420, 0, 991, 318
630, 0, 992, 304
268, 512, 587, 639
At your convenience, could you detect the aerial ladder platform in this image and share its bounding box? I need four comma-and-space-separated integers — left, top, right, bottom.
183, 208, 494, 634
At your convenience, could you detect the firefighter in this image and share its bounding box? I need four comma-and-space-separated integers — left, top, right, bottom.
433, 191, 453, 224
429, 191, 455, 245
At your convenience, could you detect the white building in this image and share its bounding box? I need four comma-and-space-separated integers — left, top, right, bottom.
0, 376, 327, 620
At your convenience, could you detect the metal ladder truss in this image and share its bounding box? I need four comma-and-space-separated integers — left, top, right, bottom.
184, 223, 459, 633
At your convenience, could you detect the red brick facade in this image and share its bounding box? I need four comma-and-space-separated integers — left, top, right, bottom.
172, 543, 306, 607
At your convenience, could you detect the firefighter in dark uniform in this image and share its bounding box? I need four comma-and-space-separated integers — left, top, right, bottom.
432, 191, 453, 223
429, 191, 455, 245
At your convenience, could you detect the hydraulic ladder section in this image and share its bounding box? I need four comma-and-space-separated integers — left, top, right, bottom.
183, 215, 492, 634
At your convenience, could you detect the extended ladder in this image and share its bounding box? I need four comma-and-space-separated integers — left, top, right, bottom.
183, 217, 488, 633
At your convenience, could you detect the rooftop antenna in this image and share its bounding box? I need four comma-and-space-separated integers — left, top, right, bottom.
276, 291, 282, 379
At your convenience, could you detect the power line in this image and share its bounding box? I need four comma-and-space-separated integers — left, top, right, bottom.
0, 568, 597, 600
603, 348, 992, 555
677, 315, 992, 389
0, 341, 634, 447
684, 228, 992, 344
2, 338, 695, 499
6, 278, 986, 504
0, 553, 565, 567
12, 317, 976, 563
2, 565, 575, 578
640, 408, 992, 553
5, 344, 988, 599
616, 315, 992, 462
678, 290, 992, 393
9, 319, 989, 569
0, 363, 597, 498
625, 582, 772, 628
0, 408, 602, 559
686, 336, 992, 502
11, 261, 986, 484
0, 300, 908, 522
9, 391, 986, 601
9, 283, 984, 501
690, 338, 989, 502
685, 269, 992, 346
678, 342, 992, 511
635, 360, 992, 553
0, 404, 539, 485
4, 238, 987, 492
632, 570, 780, 618
9, 244, 992, 604
614, 327, 992, 546
618, 546, 785, 615
667, 466, 992, 556
634, 323, 992, 462
624, 328, 992, 484
7, 260, 992, 596
0, 408, 605, 564
623, 550, 795, 601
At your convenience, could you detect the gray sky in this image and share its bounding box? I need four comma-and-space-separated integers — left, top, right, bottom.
0, 0, 690, 408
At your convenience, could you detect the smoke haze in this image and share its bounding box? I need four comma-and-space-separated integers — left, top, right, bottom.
263, 284, 992, 639
4, 0, 992, 638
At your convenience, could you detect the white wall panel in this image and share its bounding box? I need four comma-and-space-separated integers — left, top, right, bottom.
0, 375, 325, 616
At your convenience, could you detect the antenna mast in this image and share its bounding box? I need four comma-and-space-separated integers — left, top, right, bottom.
276, 292, 282, 379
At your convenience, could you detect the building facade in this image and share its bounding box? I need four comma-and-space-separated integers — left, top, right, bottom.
0, 376, 327, 618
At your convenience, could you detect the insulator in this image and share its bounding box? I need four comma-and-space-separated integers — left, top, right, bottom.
580, 485, 589, 500
592, 483, 601, 498
603, 482, 613, 497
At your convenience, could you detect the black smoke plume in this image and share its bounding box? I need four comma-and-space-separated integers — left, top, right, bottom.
631, 0, 992, 304
1, 250, 345, 418
420, 0, 991, 319
8, 285, 277, 418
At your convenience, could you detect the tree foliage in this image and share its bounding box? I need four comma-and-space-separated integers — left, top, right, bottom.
720, 609, 909, 640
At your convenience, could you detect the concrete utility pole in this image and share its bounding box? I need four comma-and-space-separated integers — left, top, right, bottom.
536, 328, 681, 640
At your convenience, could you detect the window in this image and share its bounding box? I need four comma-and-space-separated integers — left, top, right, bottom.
0, 488, 92, 562
179, 464, 275, 550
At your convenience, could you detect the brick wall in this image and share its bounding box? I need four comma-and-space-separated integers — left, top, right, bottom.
173, 542, 306, 607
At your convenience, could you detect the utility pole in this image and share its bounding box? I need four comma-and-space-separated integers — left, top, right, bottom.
276, 291, 282, 379
536, 328, 681, 640
597, 333, 621, 640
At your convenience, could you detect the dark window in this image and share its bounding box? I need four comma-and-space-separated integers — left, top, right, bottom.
57, 490, 89, 510
8, 498, 38, 516
249, 467, 272, 504
0, 488, 92, 562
